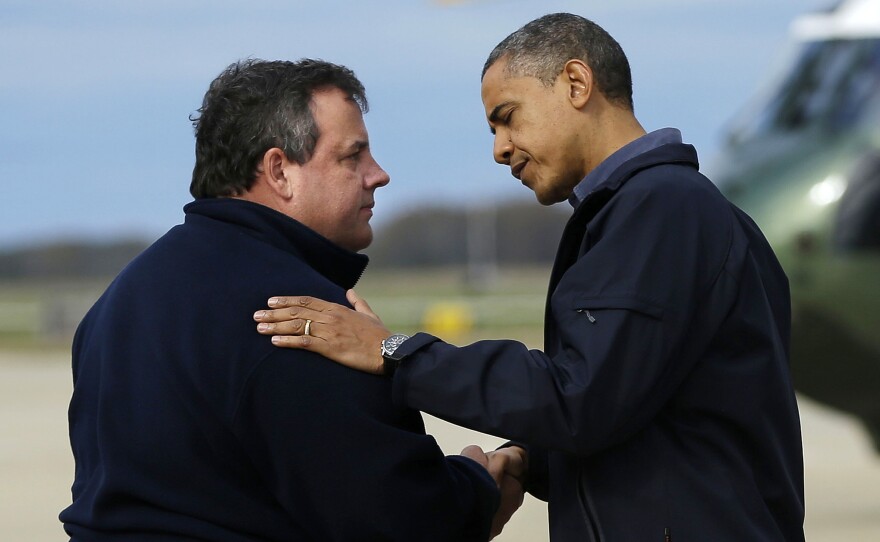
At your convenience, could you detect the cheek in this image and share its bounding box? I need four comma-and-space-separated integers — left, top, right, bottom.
512, 120, 550, 159
335, 187, 366, 220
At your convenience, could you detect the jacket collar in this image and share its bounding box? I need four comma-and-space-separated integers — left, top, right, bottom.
183, 198, 368, 289
568, 128, 684, 208
571, 142, 700, 223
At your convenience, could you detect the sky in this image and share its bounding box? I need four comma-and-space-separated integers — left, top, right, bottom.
1, 0, 830, 249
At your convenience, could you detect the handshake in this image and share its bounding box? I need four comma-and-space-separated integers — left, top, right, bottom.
460, 444, 527, 540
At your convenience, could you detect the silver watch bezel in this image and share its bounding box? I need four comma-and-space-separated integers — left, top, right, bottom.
381, 333, 410, 359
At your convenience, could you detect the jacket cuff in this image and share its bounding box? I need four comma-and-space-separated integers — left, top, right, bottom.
447, 455, 501, 539
390, 332, 441, 407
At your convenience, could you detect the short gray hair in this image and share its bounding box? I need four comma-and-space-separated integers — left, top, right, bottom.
482, 13, 634, 111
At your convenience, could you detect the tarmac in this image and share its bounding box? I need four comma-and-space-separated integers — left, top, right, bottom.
2, 350, 878, 541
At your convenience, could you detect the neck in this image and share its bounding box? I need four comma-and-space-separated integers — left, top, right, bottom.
232, 177, 286, 212
583, 106, 646, 177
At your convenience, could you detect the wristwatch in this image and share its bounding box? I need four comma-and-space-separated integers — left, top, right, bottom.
380, 333, 411, 377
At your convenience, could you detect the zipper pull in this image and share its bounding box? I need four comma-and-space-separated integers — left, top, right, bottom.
664, 527, 672, 541
578, 309, 597, 323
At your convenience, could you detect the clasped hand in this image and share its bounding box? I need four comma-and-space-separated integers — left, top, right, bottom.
461, 445, 527, 540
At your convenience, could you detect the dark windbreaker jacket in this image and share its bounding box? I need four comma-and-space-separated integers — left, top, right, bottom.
391, 143, 806, 541
61, 198, 498, 541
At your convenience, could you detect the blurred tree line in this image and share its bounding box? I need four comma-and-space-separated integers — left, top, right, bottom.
0, 201, 570, 279
0, 239, 148, 280
365, 201, 569, 268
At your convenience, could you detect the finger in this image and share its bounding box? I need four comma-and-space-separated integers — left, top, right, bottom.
253, 306, 323, 323
459, 445, 489, 469
503, 450, 526, 479
489, 448, 526, 480
256, 318, 310, 336
346, 289, 380, 321
269, 333, 330, 354
266, 295, 334, 311
494, 446, 527, 479
486, 452, 509, 482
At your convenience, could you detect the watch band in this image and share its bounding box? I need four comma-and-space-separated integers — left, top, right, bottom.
383, 355, 401, 377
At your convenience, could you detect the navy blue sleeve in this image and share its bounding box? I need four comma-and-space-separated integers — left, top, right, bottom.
232, 349, 499, 541
391, 172, 736, 457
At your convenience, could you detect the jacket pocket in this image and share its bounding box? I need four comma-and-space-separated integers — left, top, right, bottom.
570, 294, 665, 320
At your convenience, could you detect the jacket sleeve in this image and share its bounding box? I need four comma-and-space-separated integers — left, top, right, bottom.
391, 175, 737, 457
232, 349, 499, 541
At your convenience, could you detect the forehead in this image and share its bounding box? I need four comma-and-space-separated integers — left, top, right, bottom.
480, 60, 548, 115
480, 61, 509, 107
310, 87, 368, 147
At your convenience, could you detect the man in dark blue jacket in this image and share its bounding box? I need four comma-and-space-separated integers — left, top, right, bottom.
60, 59, 513, 541
256, 14, 807, 542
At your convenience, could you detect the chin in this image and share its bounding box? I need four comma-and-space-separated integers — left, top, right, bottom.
345, 231, 373, 252
533, 189, 566, 206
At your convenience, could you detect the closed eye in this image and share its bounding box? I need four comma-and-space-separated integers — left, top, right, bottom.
342, 142, 368, 162
488, 101, 514, 135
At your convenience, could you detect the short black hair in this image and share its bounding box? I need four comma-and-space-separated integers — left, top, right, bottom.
482, 13, 634, 111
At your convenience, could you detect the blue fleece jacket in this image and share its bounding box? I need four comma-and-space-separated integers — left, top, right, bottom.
61, 198, 498, 541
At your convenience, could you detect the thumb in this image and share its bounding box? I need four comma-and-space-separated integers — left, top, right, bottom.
346, 289, 380, 321
460, 445, 489, 469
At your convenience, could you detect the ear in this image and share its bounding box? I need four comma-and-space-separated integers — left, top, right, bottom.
260, 147, 296, 200
562, 59, 592, 109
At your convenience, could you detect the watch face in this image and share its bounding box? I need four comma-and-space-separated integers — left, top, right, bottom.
383, 334, 410, 356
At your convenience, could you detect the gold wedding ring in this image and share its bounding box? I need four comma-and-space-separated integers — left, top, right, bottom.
304, 319, 312, 336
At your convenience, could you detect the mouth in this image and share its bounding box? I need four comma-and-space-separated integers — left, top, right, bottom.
511, 160, 527, 180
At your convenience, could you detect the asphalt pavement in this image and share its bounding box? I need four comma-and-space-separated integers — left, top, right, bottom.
2, 351, 878, 541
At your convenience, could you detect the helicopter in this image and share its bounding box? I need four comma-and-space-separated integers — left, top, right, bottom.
710, 0, 880, 451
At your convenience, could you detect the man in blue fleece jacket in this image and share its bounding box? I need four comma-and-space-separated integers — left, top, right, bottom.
60, 58, 517, 541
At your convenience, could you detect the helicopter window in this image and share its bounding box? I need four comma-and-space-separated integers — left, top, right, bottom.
749, 38, 880, 136
832, 151, 880, 252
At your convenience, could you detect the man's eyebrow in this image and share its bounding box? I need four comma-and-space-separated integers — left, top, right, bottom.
488, 102, 513, 123
342, 139, 369, 153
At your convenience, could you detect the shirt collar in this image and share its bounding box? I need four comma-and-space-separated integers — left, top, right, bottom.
568, 127, 684, 208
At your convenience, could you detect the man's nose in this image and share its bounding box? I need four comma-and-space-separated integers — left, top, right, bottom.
493, 133, 513, 165
367, 157, 390, 188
